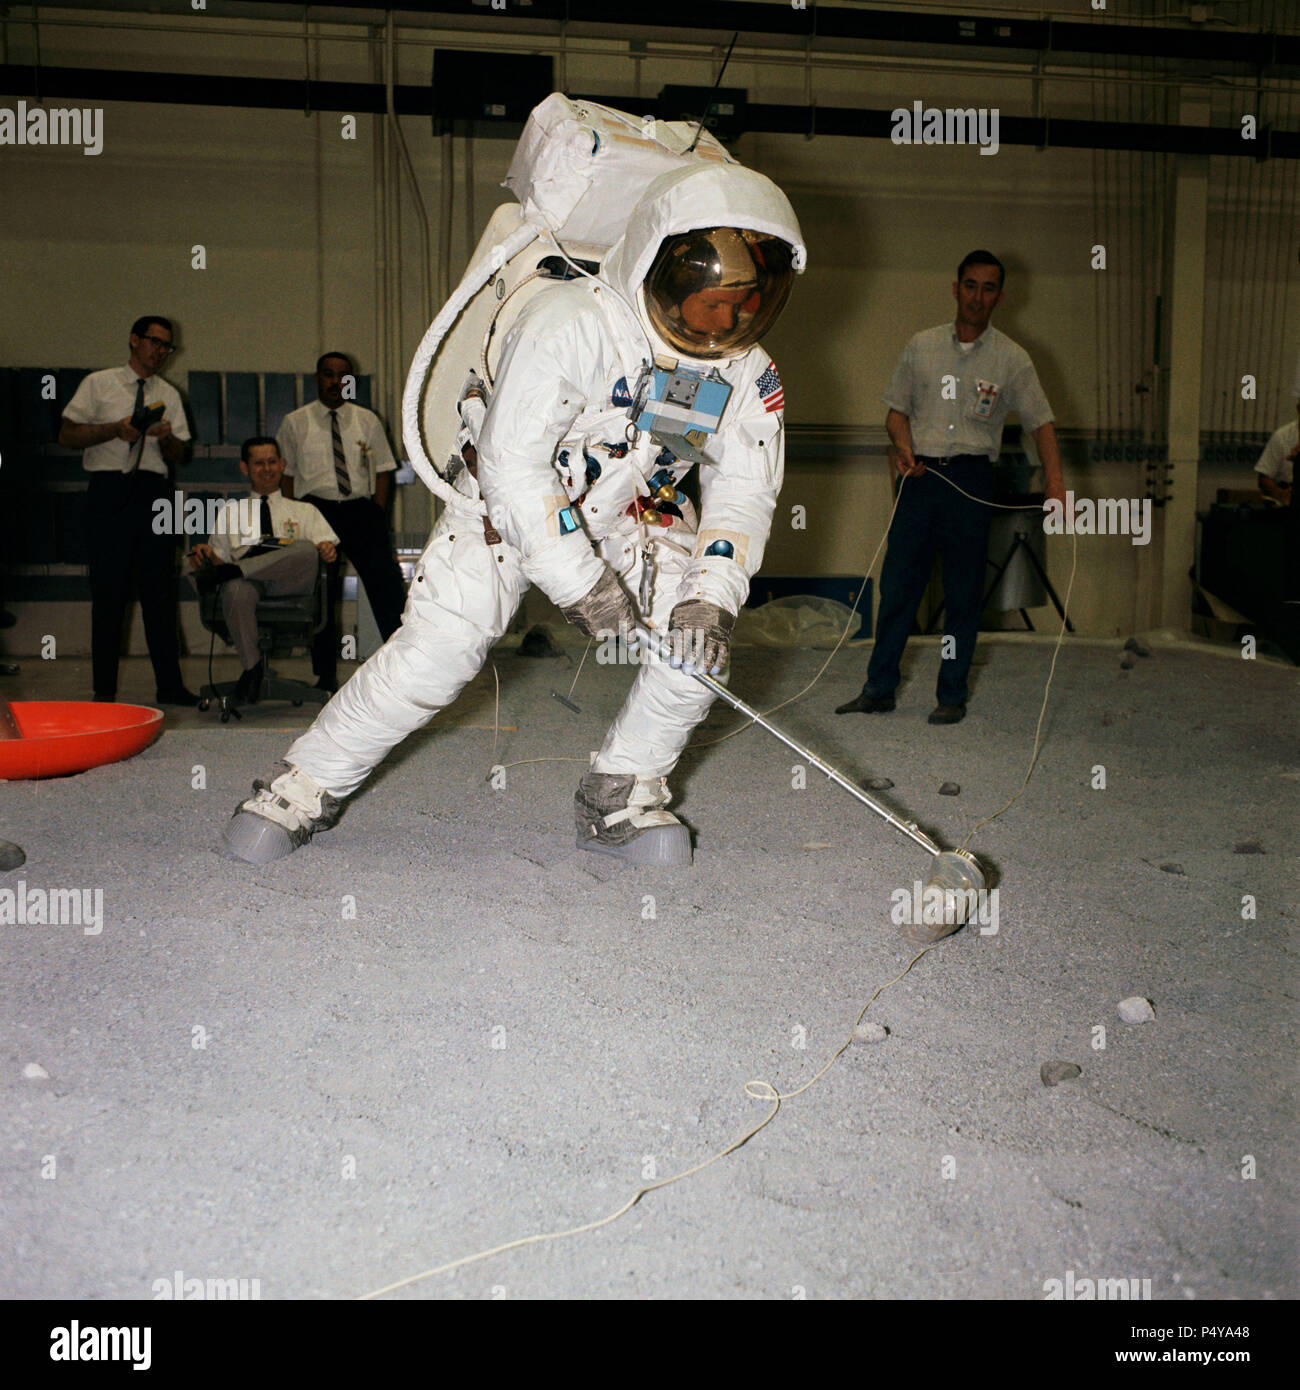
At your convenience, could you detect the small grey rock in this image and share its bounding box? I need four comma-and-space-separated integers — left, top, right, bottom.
0, 840, 24, 872
1118, 996, 1155, 1023
852, 1022, 888, 1045
938, 781, 960, 796
1233, 839, 1265, 855
864, 776, 894, 791
1119, 657, 1135, 670
1041, 1061, 1081, 1087
23, 1062, 48, 1080
1123, 637, 1152, 657
1159, 862, 1185, 875
518, 624, 561, 658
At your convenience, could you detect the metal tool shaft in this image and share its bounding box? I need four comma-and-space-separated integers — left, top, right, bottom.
639, 630, 942, 857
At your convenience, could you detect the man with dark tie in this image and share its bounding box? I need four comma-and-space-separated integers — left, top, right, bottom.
58, 315, 196, 705
275, 352, 407, 692
188, 437, 338, 705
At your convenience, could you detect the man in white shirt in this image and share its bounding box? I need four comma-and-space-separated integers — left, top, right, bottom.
1255, 419, 1296, 506
189, 437, 339, 705
276, 352, 407, 691
59, 315, 196, 705
836, 251, 1066, 725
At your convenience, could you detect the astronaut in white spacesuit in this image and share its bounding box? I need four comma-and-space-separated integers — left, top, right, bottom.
223, 160, 804, 867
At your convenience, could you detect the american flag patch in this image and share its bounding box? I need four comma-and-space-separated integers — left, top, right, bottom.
756, 361, 784, 412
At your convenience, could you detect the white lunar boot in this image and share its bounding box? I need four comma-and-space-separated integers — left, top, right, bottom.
223, 765, 342, 864
575, 771, 693, 866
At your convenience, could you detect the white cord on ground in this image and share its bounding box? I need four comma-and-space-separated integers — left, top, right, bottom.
360, 943, 938, 1299
915, 469, 1079, 848
382, 468, 1075, 1300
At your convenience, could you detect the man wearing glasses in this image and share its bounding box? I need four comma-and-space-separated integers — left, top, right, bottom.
59, 315, 197, 705
276, 351, 406, 693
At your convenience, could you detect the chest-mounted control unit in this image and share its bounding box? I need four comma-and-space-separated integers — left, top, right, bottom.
631, 356, 732, 467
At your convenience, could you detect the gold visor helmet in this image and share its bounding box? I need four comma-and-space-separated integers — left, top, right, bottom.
643, 227, 796, 360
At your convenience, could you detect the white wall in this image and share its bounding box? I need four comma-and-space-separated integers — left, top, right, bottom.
2, 5, 1296, 645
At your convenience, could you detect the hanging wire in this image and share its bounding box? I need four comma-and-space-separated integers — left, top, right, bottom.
1091, 111, 1104, 448
1260, 74, 1289, 428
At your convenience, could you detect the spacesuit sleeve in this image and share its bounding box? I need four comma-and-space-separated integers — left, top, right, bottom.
474, 293, 609, 609
676, 355, 785, 617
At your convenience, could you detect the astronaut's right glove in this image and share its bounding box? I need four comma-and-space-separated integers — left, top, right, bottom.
559, 565, 637, 641
668, 600, 735, 676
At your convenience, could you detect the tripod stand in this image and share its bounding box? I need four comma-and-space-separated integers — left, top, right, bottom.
924, 518, 1074, 634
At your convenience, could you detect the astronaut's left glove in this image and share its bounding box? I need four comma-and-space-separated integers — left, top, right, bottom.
561, 565, 637, 641
667, 600, 735, 676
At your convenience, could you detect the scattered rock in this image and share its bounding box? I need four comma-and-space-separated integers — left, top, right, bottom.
853, 1022, 888, 1045
938, 781, 960, 796
1119, 657, 1135, 670
22, 1062, 48, 1080
1118, 996, 1155, 1023
1040, 1060, 1082, 1087
1101, 711, 1116, 726
518, 624, 561, 658
1233, 839, 1265, 855
1159, 862, 1185, 875
1123, 637, 1152, 658
864, 776, 894, 791
0, 840, 24, 871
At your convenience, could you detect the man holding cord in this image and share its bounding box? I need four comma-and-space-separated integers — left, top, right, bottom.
837, 251, 1066, 725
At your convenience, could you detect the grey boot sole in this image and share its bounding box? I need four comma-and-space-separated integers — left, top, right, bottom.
577, 824, 693, 866
223, 811, 300, 865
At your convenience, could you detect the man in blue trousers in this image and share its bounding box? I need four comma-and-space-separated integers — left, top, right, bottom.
838, 250, 1065, 725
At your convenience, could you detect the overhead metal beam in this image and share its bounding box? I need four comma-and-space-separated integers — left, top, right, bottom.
15, 1, 1300, 69
3, 64, 1297, 159
197, 1, 1300, 69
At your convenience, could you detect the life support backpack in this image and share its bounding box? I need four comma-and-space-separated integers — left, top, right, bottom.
403, 93, 737, 516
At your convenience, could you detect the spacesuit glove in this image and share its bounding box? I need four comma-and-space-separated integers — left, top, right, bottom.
668, 600, 735, 676
559, 565, 637, 642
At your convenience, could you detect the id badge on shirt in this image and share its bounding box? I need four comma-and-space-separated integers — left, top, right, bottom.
972, 379, 1001, 420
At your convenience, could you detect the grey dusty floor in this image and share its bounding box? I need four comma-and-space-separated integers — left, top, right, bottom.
1, 633, 1296, 1300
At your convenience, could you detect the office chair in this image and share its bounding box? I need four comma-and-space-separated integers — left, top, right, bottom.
195, 566, 331, 723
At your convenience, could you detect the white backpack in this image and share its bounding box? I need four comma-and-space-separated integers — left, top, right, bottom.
404, 93, 736, 515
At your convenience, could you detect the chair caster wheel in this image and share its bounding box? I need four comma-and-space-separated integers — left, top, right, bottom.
220, 710, 230, 724
198, 698, 210, 712
292, 699, 302, 707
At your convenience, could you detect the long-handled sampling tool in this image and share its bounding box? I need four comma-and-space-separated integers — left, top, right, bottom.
637, 630, 988, 919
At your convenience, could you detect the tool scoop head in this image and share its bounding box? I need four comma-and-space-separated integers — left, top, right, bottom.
925, 849, 988, 927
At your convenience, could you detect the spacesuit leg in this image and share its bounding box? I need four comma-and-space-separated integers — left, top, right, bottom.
223, 510, 528, 863
575, 537, 721, 866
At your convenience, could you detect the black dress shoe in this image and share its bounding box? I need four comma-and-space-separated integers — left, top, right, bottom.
835, 692, 896, 714
928, 703, 967, 725
234, 660, 265, 705
155, 686, 201, 707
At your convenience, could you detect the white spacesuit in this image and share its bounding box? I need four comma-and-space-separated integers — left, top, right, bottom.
223, 158, 805, 866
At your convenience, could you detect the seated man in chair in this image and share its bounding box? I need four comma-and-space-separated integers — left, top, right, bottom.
188, 436, 339, 704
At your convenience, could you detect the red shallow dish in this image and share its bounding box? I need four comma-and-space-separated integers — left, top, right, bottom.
0, 702, 165, 780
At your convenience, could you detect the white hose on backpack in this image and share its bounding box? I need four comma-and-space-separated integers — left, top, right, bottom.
399, 220, 542, 516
